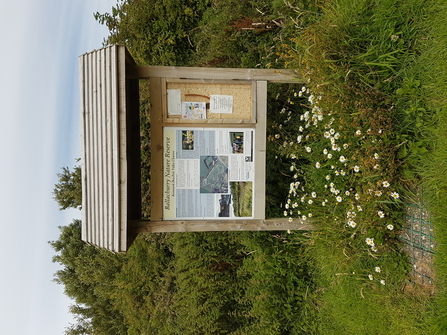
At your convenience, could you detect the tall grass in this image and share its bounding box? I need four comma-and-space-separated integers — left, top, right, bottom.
265, 0, 447, 332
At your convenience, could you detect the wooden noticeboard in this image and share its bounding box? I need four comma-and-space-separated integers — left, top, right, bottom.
79, 45, 314, 253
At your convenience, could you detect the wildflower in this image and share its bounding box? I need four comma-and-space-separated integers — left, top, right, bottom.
332, 144, 338, 151
299, 126, 304, 132
368, 274, 373, 280
330, 128, 335, 135
371, 245, 378, 252
290, 153, 296, 159
326, 175, 331, 180
290, 165, 295, 172
391, 192, 400, 199
343, 143, 349, 149
380, 280, 386, 285
323, 148, 328, 154
308, 199, 313, 205
311, 192, 317, 198
293, 173, 298, 179
375, 267, 381, 273
334, 133, 340, 140
354, 166, 360, 172
341, 170, 346, 176
275, 134, 280, 139
306, 146, 311, 153
378, 211, 385, 218
335, 170, 340, 176
285, 204, 289, 209
365, 237, 375, 246
339, 156, 347, 163
297, 135, 302, 143
284, 211, 288, 217
382, 181, 390, 188
327, 153, 333, 159
308, 213, 313, 218
348, 220, 357, 228
316, 162, 321, 168
302, 215, 307, 221
356, 130, 362, 136
287, 229, 291, 234
347, 211, 356, 218
374, 153, 380, 159
375, 190, 382, 197
387, 224, 394, 231
355, 194, 361, 201
288, 217, 293, 222
345, 190, 350, 196
322, 202, 326, 206
336, 196, 343, 202
324, 131, 331, 138
373, 164, 380, 170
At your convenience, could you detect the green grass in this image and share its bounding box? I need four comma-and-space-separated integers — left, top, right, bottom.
265, 0, 447, 333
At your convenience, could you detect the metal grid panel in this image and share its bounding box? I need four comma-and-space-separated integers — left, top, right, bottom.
400, 203, 435, 285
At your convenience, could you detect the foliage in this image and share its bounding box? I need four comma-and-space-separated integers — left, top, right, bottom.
53, 165, 82, 210
49, 221, 127, 335
94, 0, 210, 65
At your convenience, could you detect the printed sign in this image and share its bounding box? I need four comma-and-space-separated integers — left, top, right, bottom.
163, 127, 254, 219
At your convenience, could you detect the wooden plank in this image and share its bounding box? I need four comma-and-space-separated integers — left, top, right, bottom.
129, 218, 315, 233
117, 45, 128, 252
97, 48, 106, 249
105, 46, 114, 251
129, 65, 302, 83
253, 81, 267, 219
150, 78, 164, 221
111, 46, 120, 252
79, 54, 87, 243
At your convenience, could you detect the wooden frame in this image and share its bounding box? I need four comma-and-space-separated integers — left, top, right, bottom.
79, 45, 313, 253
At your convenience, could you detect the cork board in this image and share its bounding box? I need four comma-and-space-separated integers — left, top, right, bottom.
166, 82, 253, 121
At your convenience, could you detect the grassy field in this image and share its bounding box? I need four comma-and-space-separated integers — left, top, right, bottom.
264, 0, 447, 333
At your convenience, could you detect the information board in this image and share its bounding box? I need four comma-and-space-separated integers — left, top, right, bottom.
163, 127, 255, 219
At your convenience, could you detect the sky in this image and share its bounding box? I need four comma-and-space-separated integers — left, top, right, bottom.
0, 1, 117, 334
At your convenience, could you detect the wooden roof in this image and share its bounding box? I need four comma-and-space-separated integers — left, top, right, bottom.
79, 45, 140, 252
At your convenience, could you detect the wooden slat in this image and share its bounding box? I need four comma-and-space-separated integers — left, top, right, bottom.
130, 219, 315, 233
253, 81, 267, 219
105, 47, 114, 251
79, 55, 87, 242
129, 66, 303, 83
117, 45, 128, 252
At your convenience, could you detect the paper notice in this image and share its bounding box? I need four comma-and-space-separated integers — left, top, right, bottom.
210, 95, 233, 114
167, 89, 181, 115
182, 102, 206, 119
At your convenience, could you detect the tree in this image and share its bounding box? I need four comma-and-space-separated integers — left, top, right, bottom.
49, 221, 128, 335
53, 165, 82, 210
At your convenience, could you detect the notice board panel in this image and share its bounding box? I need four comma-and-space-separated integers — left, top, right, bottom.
163, 127, 254, 220
165, 81, 253, 121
